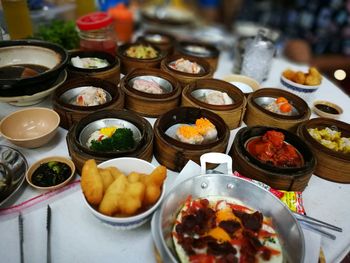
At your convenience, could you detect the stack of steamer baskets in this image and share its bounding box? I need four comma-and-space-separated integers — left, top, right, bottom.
153, 107, 230, 172
66, 110, 153, 173
182, 78, 246, 130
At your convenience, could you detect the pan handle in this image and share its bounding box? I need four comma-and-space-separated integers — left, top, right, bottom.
200, 153, 233, 176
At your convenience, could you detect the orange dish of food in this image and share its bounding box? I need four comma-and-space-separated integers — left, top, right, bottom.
282, 67, 322, 86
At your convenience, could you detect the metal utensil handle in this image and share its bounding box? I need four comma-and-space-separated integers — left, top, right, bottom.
200, 153, 233, 176
294, 212, 342, 232
18, 213, 24, 263
47, 205, 51, 263
300, 221, 337, 240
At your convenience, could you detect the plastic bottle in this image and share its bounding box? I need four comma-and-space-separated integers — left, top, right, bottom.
1, 0, 33, 39
108, 3, 133, 43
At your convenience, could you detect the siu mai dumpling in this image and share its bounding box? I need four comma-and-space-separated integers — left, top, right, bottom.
195, 118, 217, 142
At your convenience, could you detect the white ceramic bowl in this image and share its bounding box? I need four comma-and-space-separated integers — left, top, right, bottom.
222, 74, 260, 94
280, 75, 319, 103
83, 157, 165, 230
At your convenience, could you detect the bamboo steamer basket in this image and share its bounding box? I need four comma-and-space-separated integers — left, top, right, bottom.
244, 88, 311, 132
120, 68, 181, 117
182, 78, 246, 130
52, 77, 124, 129
175, 41, 220, 72
137, 31, 176, 55
229, 126, 316, 191
160, 54, 213, 89
297, 118, 350, 183
154, 107, 230, 172
67, 50, 120, 85
66, 110, 153, 174
117, 43, 167, 75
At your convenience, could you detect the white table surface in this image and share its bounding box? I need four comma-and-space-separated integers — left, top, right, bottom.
0, 51, 349, 263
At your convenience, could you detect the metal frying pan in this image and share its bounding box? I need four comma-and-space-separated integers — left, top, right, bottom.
153, 153, 305, 262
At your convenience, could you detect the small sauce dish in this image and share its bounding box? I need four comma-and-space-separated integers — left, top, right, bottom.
26, 156, 75, 190
313, 100, 343, 119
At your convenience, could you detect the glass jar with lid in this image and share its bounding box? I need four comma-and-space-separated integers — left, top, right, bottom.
76, 12, 117, 56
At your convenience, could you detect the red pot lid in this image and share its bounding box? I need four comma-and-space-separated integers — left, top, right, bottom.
76, 12, 113, 31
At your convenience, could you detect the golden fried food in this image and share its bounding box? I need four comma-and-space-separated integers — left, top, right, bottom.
293, 71, 306, 84
82, 161, 167, 217
282, 69, 295, 80
81, 159, 104, 206
126, 181, 146, 200
143, 183, 161, 206
98, 168, 115, 192
308, 67, 322, 84
106, 166, 124, 180
99, 174, 127, 216
119, 182, 146, 215
282, 67, 322, 86
305, 74, 320, 85
119, 196, 142, 215
128, 172, 142, 183
147, 165, 167, 187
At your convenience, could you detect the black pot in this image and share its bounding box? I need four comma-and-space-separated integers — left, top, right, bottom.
0, 40, 68, 97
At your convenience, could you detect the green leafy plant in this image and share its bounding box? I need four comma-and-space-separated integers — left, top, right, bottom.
34, 20, 79, 50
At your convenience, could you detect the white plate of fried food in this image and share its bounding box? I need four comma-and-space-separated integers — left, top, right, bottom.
80, 158, 167, 230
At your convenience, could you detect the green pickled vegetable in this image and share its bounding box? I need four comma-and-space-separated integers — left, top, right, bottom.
32, 161, 71, 187
90, 128, 135, 152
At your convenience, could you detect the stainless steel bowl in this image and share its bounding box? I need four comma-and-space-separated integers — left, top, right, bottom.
128, 76, 173, 94
79, 118, 142, 148
154, 153, 305, 262
191, 88, 234, 105
59, 86, 112, 106
0, 145, 27, 206
254, 96, 299, 116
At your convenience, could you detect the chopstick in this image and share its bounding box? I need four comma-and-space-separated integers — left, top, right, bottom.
293, 212, 342, 232
294, 212, 342, 240
18, 213, 24, 263
47, 205, 51, 263
299, 221, 337, 240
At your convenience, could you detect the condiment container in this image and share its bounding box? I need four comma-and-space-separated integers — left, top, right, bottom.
76, 12, 117, 56
108, 3, 133, 43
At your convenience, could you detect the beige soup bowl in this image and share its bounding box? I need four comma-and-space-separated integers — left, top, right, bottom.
0, 107, 60, 148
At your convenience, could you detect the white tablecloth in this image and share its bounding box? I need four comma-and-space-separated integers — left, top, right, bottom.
0, 52, 349, 263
